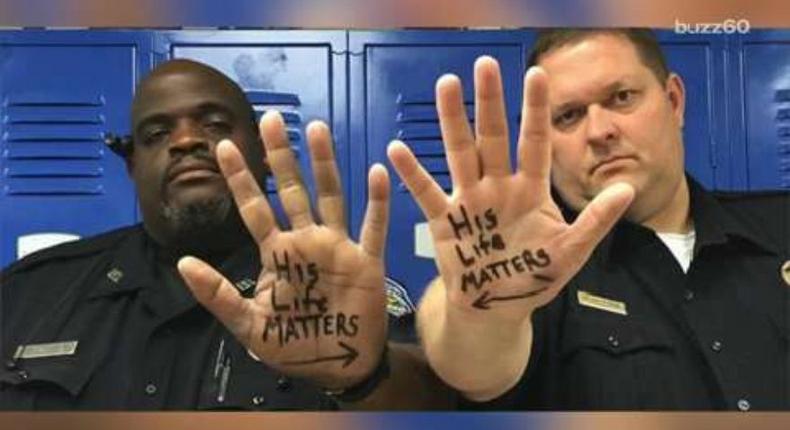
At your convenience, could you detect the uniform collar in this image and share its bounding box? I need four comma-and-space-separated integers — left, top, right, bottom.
686, 176, 780, 256
84, 224, 262, 306
561, 175, 780, 268
85, 225, 152, 300
90, 227, 200, 319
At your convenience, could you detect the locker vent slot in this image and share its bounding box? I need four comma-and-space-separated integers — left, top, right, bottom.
245, 91, 304, 193
395, 93, 473, 192
775, 89, 790, 189
2, 93, 108, 196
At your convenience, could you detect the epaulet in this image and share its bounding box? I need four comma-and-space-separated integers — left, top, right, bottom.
711, 189, 789, 214
711, 189, 789, 201
711, 189, 789, 253
1, 224, 143, 277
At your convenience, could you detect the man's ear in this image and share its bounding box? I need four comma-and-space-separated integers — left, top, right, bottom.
124, 141, 136, 177
125, 155, 135, 176
666, 73, 686, 128
105, 134, 136, 176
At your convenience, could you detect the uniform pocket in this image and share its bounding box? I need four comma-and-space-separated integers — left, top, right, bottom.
558, 313, 677, 409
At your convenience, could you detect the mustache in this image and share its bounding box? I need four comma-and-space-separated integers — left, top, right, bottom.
161, 150, 222, 193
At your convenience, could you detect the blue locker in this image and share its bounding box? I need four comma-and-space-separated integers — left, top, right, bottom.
0, 31, 152, 269
155, 30, 348, 227
349, 30, 535, 308
655, 32, 736, 190
734, 30, 790, 190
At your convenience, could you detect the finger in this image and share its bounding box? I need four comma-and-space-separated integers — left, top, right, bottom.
387, 140, 448, 220
260, 110, 314, 229
436, 74, 480, 189
217, 139, 279, 245
517, 67, 552, 186
306, 121, 346, 232
360, 163, 390, 258
178, 256, 254, 343
474, 56, 511, 177
562, 182, 635, 256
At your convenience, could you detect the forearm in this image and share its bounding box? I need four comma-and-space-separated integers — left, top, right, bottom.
338, 342, 456, 410
417, 278, 534, 402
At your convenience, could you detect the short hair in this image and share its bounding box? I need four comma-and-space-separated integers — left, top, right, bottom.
133, 59, 258, 136
527, 28, 670, 85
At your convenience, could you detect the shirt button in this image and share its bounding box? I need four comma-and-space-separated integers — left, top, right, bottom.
711, 340, 723, 352
276, 375, 291, 391
683, 290, 695, 301
252, 395, 266, 406
144, 383, 158, 396
607, 335, 620, 348
737, 398, 751, 411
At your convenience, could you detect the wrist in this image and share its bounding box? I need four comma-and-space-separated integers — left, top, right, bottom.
323, 344, 390, 403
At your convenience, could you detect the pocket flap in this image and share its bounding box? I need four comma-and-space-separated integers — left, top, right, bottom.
561, 315, 674, 358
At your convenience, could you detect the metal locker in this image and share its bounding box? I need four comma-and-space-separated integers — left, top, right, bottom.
655, 31, 737, 190
0, 30, 151, 269
735, 30, 790, 190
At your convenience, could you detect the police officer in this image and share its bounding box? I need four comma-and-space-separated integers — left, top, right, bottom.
0, 59, 446, 410
389, 29, 789, 410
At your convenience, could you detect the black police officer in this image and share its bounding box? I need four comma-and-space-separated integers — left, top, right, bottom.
0, 59, 443, 410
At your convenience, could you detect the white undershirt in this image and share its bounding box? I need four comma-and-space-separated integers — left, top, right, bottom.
656, 230, 697, 273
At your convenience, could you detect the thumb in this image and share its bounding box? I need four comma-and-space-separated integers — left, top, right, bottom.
562, 182, 635, 256
178, 256, 253, 340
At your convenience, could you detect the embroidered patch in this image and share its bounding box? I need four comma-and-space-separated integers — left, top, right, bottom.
385, 277, 416, 317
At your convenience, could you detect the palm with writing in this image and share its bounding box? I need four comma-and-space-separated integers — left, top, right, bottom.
178, 112, 390, 389
388, 57, 634, 322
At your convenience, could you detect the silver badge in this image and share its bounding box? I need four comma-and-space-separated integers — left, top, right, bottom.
235, 278, 256, 293
107, 268, 124, 284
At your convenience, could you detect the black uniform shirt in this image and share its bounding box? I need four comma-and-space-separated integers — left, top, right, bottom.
0, 225, 336, 410
471, 178, 789, 410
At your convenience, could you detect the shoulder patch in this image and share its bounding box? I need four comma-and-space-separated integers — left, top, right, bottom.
385, 277, 416, 317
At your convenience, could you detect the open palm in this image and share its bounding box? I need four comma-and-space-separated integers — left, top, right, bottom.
388, 57, 634, 322
178, 112, 390, 389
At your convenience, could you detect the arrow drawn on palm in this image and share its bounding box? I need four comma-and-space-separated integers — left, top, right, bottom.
178, 112, 390, 388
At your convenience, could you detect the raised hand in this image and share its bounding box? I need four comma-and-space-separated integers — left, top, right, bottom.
388, 56, 634, 322
177, 112, 390, 389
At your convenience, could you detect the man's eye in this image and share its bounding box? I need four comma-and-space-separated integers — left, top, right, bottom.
612, 90, 637, 106
204, 120, 232, 134
553, 108, 583, 128
143, 129, 169, 145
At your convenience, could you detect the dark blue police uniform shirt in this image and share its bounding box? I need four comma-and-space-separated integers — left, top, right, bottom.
0, 225, 342, 410
467, 177, 789, 410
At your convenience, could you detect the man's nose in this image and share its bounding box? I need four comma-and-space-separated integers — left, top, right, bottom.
168, 119, 210, 155
585, 104, 619, 146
